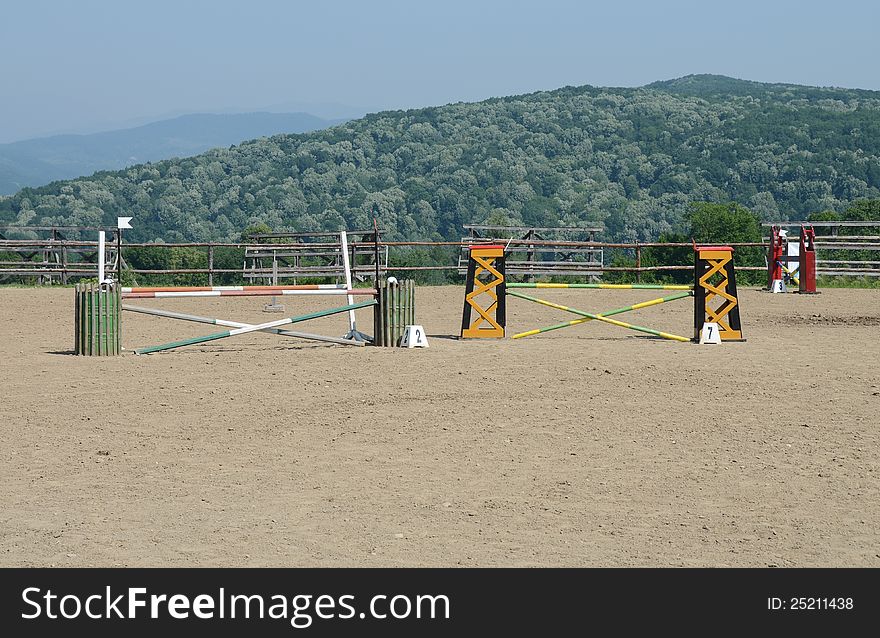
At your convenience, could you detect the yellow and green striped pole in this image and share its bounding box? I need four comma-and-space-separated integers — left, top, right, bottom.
507, 283, 693, 291
507, 290, 692, 341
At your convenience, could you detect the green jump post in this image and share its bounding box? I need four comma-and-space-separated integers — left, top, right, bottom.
74, 283, 120, 356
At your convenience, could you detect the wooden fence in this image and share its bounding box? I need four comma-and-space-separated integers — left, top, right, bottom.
3, 226, 880, 284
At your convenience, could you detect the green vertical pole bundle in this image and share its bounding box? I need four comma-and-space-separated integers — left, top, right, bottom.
75, 282, 120, 356
375, 278, 415, 346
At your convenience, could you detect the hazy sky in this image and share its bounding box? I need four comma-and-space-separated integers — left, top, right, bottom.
1, 0, 877, 143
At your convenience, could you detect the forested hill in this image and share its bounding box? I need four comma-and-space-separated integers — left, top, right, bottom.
2, 75, 879, 243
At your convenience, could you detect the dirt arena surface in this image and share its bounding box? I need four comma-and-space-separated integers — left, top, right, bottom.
1, 285, 878, 567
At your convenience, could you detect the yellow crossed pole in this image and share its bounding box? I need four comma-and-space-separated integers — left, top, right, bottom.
508, 290, 693, 339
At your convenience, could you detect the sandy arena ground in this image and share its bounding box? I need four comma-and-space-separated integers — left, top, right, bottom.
0, 285, 878, 567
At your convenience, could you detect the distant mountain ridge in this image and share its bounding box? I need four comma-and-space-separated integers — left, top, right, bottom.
645, 73, 878, 100
0, 112, 344, 194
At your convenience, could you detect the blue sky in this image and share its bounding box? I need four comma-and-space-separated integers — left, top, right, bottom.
0, 0, 877, 142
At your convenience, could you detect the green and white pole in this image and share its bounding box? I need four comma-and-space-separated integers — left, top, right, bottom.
123, 304, 366, 346
134, 300, 376, 354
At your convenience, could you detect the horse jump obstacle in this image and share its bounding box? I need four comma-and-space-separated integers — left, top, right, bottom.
116, 229, 387, 353
118, 282, 379, 352
76, 281, 419, 354
461, 245, 743, 342
73, 225, 428, 354
121, 279, 417, 350
132, 299, 376, 354
122, 304, 367, 347
507, 289, 694, 340
766, 225, 818, 293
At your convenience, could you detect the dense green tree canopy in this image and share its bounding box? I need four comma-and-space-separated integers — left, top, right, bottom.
687, 202, 762, 245
1, 75, 879, 243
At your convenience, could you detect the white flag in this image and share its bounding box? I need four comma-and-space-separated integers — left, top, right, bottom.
117, 216, 133, 229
